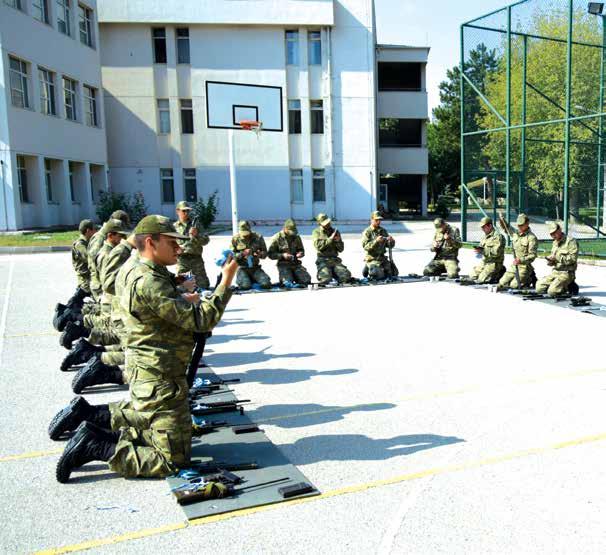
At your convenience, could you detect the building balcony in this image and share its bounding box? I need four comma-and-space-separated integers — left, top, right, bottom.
378, 146, 428, 175
378, 91, 428, 120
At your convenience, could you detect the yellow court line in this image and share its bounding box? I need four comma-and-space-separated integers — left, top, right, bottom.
4, 331, 57, 339
3, 366, 606, 465
35, 431, 606, 555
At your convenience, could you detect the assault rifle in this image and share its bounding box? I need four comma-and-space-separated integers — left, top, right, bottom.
175, 476, 291, 505
498, 212, 521, 287
387, 241, 398, 276
191, 420, 229, 436
187, 332, 211, 389
191, 399, 250, 416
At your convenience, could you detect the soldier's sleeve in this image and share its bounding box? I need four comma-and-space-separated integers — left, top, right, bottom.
102, 250, 127, 295
267, 234, 281, 260
256, 236, 268, 259
558, 238, 578, 265
138, 275, 232, 333
72, 243, 89, 276
230, 236, 245, 263
361, 229, 374, 252
296, 236, 305, 257
334, 236, 345, 253
451, 227, 462, 250
521, 234, 538, 264
313, 229, 330, 253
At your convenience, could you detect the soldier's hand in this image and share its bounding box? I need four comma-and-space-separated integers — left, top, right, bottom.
182, 292, 200, 304
221, 257, 239, 286
296, 251, 304, 259
330, 230, 338, 240
378, 236, 386, 243
283, 253, 294, 261
513, 258, 521, 266
190, 228, 199, 238
181, 278, 197, 292
444, 233, 450, 240
242, 248, 252, 257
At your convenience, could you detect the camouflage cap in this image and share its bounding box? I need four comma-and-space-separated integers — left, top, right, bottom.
316, 213, 331, 226
110, 210, 131, 226
105, 218, 131, 236
479, 216, 493, 227
78, 219, 94, 234
370, 210, 383, 220
433, 217, 445, 229
516, 213, 529, 226
134, 215, 188, 239
284, 218, 297, 231
176, 201, 192, 211
239, 220, 252, 236
547, 221, 561, 234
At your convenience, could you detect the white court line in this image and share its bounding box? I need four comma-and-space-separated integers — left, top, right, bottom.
0, 259, 15, 368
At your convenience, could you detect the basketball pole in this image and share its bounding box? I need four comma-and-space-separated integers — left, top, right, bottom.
228, 129, 239, 235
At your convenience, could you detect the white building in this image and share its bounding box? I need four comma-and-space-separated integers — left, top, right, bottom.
0, 0, 108, 231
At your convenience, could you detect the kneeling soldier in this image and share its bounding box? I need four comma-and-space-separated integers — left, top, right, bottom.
268, 219, 311, 286
498, 213, 538, 290
469, 216, 505, 284
231, 220, 271, 290
536, 221, 578, 297
362, 211, 396, 280
423, 218, 462, 278
54, 215, 238, 482
312, 213, 352, 285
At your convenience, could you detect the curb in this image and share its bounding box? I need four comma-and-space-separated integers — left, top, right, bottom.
0, 246, 71, 255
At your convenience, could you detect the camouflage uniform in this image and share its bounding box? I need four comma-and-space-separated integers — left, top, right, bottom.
362, 217, 396, 280
108, 217, 232, 478
469, 218, 505, 284
424, 220, 462, 279
87, 223, 109, 302
536, 226, 578, 296
312, 213, 352, 284
174, 218, 210, 290
230, 221, 271, 290
498, 216, 538, 289
267, 219, 311, 285
71, 234, 91, 293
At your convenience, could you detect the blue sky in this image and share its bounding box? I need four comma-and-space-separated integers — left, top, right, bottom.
375, 0, 509, 115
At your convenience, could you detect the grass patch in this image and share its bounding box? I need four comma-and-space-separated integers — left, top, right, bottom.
462, 239, 606, 259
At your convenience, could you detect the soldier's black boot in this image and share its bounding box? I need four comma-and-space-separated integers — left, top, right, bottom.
61, 339, 104, 371
60, 321, 89, 350
53, 304, 67, 331
568, 281, 579, 295
48, 396, 111, 440
66, 287, 88, 311
55, 306, 84, 333
56, 422, 117, 483
72, 355, 124, 394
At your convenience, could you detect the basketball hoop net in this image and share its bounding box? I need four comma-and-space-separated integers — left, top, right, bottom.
239, 120, 263, 138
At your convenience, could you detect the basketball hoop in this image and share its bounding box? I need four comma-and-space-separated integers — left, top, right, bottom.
239, 120, 263, 138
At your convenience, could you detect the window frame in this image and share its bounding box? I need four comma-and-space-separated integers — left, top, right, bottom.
83, 84, 98, 127
152, 27, 167, 64
183, 168, 197, 202
45, 159, 54, 203
39, 68, 57, 116
312, 169, 326, 203
9, 56, 30, 110
4, 0, 24, 11
57, 0, 72, 36
16, 155, 30, 204
32, 0, 50, 24
308, 31, 322, 66
63, 76, 78, 121
180, 99, 194, 134
310, 100, 324, 134
176, 27, 191, 64
290, 169, 304, 204
157, 99, 171, 134
78, 3, 94, 48
288, 99, 301, 135
68, 161, 76, 202
285, 30, 299, 66
160, 168, 175, 204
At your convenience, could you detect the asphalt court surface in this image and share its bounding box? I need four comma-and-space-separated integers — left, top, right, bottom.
0, 221, 605, 553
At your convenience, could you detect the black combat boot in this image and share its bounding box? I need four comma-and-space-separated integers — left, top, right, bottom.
48, 396, 111, 440
54, 306, 83, 333
60, 321, 89, 350
568, 281, 580, 295
66, 287, 88, 311
60, 339, 104, 371
71, 355, 124, 394
56, 422, 117, 483
53, 304, 67, 331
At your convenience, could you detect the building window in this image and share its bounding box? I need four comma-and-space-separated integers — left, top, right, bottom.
39, 68, 56, 116
378, 62, 422, 92
184, 169, 197, 202
379, 119, 423, 147
290, 169, 303, 204
32, 0, 49, 23
157, 99, 170, 134
84, 85, 98, 126
288, 100, 301, 135
57, 0, 72, 36
308, 31, 322, 65
63, 77, 78, 121
5, 0, 23, 11
180, 99, 194, 134
152, 28, 167, 64
68, 162, 76, 202
313, 169, 326, 202
90, 174, 95, 203
78, 4, 94, 47
9, 57, 30, 109
16, 155, 29, 204
285, 30, 299, 65
161, 169, 174, 203
176, 28, 190, 64
45, 159, 53, 202
310, 100, 324, 134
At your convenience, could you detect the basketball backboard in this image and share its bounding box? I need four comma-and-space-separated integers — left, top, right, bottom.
205, 81, 283, 132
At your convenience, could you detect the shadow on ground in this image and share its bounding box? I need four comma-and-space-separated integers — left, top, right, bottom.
218, 367, 358, 385
205, 347, 314, 367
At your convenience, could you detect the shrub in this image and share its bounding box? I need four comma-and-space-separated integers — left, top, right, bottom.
96, 191, 148, 225
190, 191, 219, 230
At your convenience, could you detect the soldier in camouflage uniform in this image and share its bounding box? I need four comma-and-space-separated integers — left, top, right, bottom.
174, 201, 211, 290
423, 218, 462, 278
469, 216, 506, 284
312, 213, 352, 285
55, 215, 238, 482
498, 213, 538, 290
71, 219, 96, 295
230, 220, 271, 290
267, 219, 311, 286
362, 211, 396, 280
536, 221, 579, 296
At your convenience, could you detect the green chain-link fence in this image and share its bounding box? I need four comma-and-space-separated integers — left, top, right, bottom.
460, 0, 606, 256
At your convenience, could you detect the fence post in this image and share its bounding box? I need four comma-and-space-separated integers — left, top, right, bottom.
562, 0, 573, 235
520, 34, 528, 215
460, 23, 467, 241
596, 18, 606, 236
506, 6, 512, 231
